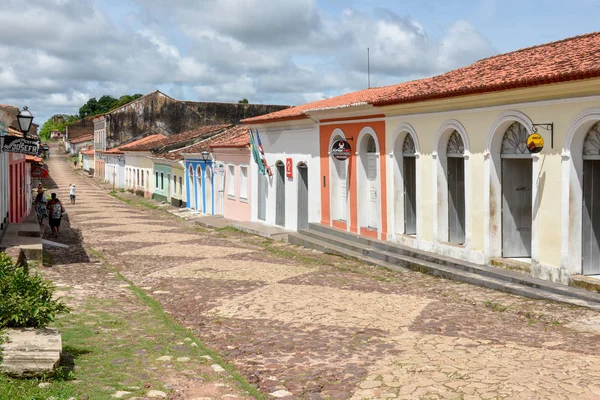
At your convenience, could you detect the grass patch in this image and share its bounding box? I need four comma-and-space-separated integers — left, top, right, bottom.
216, 226, 243, 233
83, 248, 263, 399
109, 192, 159, 210
42, 251, 54, 267
483, 301, 508, 312
0, 375, 77, 400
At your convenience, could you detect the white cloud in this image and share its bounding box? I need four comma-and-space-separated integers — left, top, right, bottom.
0, 0, 496, 124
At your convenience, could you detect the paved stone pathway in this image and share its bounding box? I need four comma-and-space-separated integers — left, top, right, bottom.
41, 145, 600, 399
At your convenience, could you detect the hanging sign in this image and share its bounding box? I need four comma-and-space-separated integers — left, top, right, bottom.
213, 162, 225, 176
526, 133, 544, 154
31, 165, 49, 178
286, 158, 293, 178
331, 139, 352, 161
2, 136, 39, 156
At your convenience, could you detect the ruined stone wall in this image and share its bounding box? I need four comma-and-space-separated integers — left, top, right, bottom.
184, 102, 289, 125
105, 91, 289, 149
106, 92, 205, 149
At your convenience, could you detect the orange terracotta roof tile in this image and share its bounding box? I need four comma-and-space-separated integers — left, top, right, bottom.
160, 125, 247, 161
210, 125, 249, 148
124, 125, 231, 152
119, 134, 168, 151
102, 148, 124, 155
70, 134, 94, 144
81, 148, 95, 155
25, 155, 43, 163
244, 31, 600, 124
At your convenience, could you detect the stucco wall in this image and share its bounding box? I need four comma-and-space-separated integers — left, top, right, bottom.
124, 153, 154, 196
381, 97, 600, 280
249, 123, 320, 231
152, 163, 171, 202
214, 148, 251, 222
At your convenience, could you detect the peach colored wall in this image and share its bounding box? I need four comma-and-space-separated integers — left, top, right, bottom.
320, 120, 388, 240
214, 148, 251, 222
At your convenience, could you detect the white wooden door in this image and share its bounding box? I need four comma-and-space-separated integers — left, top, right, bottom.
339, 159, 348, 222
367, 154, 378, 229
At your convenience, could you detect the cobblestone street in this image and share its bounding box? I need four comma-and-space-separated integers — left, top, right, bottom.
41, 148, 600, 399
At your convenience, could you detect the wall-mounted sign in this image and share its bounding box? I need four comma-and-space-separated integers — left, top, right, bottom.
213, 162, 225, 176
331, 139, 351, 160
2, 136, 39, 156
526, 133, 544, 154
31, 165, 49, 178
286, 158, 293, 178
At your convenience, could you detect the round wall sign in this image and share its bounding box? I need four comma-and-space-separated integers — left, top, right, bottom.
526, 133, 544, 153
331, 139, 352, 160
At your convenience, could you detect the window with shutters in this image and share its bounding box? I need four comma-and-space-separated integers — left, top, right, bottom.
227, 164, 236, 198
240, 165, 248, 201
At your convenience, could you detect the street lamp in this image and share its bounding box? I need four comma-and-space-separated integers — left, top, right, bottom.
17, 106, 34, 137
200, 150, 211, 162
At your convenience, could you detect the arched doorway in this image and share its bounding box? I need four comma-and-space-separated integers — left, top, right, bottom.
204, 166, 213, 214
501, 122, 532, 258
582, 122, 600, 274
447, 131, 466, 244
403, 134, 417, 235
358, 132, 379, 231
275, 161, 285, 227
188, 165, 195, 210
330, 130, 349, 225
196, 165, 203, 212
297, 162, 309, 230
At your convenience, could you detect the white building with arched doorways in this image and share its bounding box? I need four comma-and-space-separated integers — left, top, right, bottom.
244, 31, 600, 285
246, 120, 321, 232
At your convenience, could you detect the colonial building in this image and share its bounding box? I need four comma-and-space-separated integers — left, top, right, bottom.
244, 31, 600, 283
210, 127, 252, 222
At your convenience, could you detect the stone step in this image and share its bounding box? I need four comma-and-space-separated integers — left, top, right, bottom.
287, 233, 408, 274
290, 224, 600, 309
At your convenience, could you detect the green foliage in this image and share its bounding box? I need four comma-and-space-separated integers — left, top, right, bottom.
0, 253, 70, 328
238, 98, 249, 104
38, 114, 78, 141
78, 93, 143, 118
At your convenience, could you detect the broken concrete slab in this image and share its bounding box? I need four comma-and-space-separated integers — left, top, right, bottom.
0, 328, 62, 378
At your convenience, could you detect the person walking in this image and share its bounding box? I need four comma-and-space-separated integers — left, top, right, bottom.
69, 184, 76, 205
47, 193, 65, 238
34, 187, 48, 225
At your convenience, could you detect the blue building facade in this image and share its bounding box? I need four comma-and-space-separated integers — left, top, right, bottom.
184, 158, 214, 214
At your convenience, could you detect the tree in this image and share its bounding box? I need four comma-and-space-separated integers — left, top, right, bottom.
97, 95, 118, 114
110, 94, 143, 111
38, 114, 78, 141
78, 97, 99, 118
238, 98, 249, 104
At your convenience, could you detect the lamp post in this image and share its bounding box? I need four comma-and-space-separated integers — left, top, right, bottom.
17, 106, 34, 138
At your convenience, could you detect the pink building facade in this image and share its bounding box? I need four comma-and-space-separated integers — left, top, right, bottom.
213, 145, 251, 222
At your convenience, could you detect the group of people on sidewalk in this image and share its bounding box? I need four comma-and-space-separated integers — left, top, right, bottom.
34, 183, 76, 237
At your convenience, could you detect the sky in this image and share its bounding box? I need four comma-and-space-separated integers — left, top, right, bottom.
1, 0, 600, 125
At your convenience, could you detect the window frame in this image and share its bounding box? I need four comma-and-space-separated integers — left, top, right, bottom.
239, 164, 249, 202
227, 164, 236, 199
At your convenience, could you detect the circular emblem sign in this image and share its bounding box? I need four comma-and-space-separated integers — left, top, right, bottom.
331, 139, 352, 161
526, 133, 544, 154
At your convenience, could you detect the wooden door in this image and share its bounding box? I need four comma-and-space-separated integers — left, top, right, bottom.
448, 157, 465, 244
297, 164, 309, 230
583, 160, 600, 275
275, 163, 285, 226
403, 156, 417, 235
258, 173, 266, 221
502, 159, 532, 257
367, 154, 378, 229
